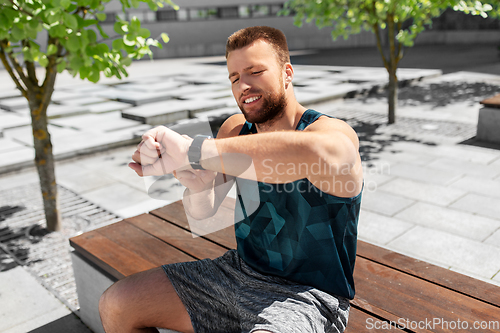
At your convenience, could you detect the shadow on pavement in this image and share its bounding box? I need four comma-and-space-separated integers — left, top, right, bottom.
27, 313, 93, 333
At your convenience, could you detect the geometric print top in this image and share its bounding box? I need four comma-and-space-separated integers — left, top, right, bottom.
234, 109, 362, 299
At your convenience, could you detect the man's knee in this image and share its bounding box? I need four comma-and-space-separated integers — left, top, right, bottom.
99, 281, 126, 321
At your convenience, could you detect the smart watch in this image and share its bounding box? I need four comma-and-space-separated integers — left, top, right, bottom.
188, 135, 211, 170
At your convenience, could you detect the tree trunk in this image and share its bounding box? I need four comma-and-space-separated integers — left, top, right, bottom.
28, 88, 61, 231
388, 68, 397, 124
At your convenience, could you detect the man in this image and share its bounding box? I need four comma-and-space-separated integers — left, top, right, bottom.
99, 26, 363, 333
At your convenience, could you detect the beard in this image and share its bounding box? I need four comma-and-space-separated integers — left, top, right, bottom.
238, 88, 287, 125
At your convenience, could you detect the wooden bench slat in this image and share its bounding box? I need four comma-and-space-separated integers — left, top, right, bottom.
354, 257, 500, 332
346, 307, 407, 333
357, 240, 500, 308
126, 214, 228, 260
96, 221, 196, 269
151, 200, 237, 249
70, 230, 157, 280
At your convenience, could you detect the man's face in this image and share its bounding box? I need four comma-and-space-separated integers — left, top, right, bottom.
227, 40, 287, 124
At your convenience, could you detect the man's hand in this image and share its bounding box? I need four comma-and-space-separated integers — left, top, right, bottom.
174, 169, 217, 193
129, 126, 192, 177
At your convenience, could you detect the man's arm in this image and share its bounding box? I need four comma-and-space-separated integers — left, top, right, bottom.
200, 116, 363, 196
180, 114, 245, 219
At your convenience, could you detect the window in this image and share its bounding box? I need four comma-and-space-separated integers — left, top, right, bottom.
189, 8, 218, 20
157, 10, 177, 21
239, 5, 250, 18
219, 6, 239, 19
251, 5, 270, 17
177, 9, 189, 21
270, 4, 283, 16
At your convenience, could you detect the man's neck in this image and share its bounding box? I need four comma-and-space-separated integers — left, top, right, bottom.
255, 101, 307, 133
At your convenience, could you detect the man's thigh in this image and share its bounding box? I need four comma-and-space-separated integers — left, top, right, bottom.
100, 266, 194, 333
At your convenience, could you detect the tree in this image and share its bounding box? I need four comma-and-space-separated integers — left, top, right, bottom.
282, 0, 494, 124
0, 0, 175, 231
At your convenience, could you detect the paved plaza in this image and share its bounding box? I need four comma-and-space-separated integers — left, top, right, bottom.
0, 51, 500, 332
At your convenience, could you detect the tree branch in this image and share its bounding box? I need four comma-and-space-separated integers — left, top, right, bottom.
0, 41, 28, 98
395, 21, 404, 66
370, 2, 389, 71
373, 23, 389, 71
7, 0, 35, 17
23, 40, 39, 86
5, 43, 33, 91
40, 39, 61, 109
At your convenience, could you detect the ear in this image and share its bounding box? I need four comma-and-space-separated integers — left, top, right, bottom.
284, 63, 294, 88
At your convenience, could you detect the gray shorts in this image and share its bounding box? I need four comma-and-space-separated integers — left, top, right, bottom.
162, 250, 350, 333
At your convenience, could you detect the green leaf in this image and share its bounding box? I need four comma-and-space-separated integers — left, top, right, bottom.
60, 0, 71, 9
79, 66, 91, 79
138, 28, 150, 38
121, 56, 132, 66
123, 34, 136, 46
114, 21, 127, 35
83, 19, 98, 27
130, 0, 139, 8
97, 43, 109, 54
160, 32, 169, 43
95, 13, 106, 21
64, 13, 78, 30
87, 29, 97, 43
88, 67, 100, 83
39, 55, 49, 67
11, 25, 25, 40
47, 44, 58, 55
57, 60, 67, 73
96, 24, 109, 39
67, 34, 81, 52
130, 16, 140, 32
112, 38, 124, 50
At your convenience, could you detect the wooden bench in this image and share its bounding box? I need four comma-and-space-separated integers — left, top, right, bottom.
70, 199, 500, 333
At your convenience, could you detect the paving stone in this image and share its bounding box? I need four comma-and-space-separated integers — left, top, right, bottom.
44, 104, 90, 118
484, 228, 500, 249
51, 90, 88, 102
114, 80, 184, 92
0, 146, 35, 173
0, 138, 28, 153
0, 113, 31, 132
388, 162, 464, 186
49, 111, 142, 132
55, 166, 119, 194
371, 150, 437, 166
57, 96, 108, 106
178, 89, 233, 100
164, 84, 229, 99
427, 157, 500, 179
449, 175, 500, 199
0, 266, 70, 333
358, 209, 415, 245
115, 197, 176, 218
450, 193, 500, 220
295, 83, 359, 105
0, 89, 22, 99
88, 101, 133, 113
387, 226, 500, 280
58, 83, 109, 93
123, 99, 226, 125
378, 178, 467, 206
394, 202, 500, 242
80, 182, 156, 214
0, 169, 38, 190
361, 188, 416, 216
4, 124, 79, 146
0, 97, 29, 110
389, 141, 500, 165
51, 125, 149, 158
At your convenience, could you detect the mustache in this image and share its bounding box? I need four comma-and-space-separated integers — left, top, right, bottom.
240, 89, 263, 101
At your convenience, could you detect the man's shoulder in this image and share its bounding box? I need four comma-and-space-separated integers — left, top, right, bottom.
217, 114, 246, 139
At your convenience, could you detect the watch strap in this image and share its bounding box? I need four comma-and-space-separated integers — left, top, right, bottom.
188, 135, 211, 170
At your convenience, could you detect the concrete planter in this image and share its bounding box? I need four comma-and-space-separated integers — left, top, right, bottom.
477, 94, 500, 144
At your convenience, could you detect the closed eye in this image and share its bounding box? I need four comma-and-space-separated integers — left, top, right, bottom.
231, 77, 239, 84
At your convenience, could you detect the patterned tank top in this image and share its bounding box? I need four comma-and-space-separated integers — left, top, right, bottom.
233, 109, 362, 299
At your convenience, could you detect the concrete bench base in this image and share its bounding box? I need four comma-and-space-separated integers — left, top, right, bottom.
477, 106, 500, 144
71, 252, 179, 333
